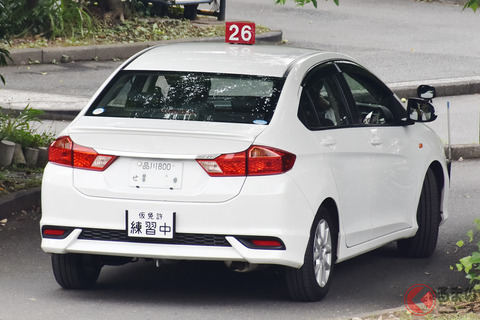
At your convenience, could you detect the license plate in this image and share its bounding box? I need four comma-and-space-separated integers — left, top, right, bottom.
129, 159, 183, 189
127, 210, 175, 239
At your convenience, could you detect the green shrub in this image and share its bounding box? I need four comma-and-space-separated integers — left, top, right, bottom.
6, 128, 54, 148
0, 105, 54, 148
0, 0, 26, 38
32, 0, 96, 38
456, 219, 480, 290
0, 105, 43, 141
0, 0, 96, 39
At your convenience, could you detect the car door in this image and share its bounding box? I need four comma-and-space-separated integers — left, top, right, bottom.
297, 62, 375, 247
336, 62, 417, 240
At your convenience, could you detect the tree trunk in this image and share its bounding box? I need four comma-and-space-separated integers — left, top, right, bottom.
102, 0, 125, 22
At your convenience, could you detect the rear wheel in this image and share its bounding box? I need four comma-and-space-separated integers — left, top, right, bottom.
286, 207, 337, 301
51, 254, 102, 289
397, 168, 440, 258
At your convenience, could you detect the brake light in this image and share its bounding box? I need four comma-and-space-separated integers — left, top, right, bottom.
48, 136, 117, 171
197, 146, 295, 177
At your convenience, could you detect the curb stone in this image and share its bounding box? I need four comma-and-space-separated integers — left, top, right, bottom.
0, 187, 40, 220
446, 144, 480, 160
6, 30, 283, 66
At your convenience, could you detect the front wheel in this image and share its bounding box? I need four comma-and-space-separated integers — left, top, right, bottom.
51, 253, 102, 289
397, 168, 441, 258
286, 207, 337, 301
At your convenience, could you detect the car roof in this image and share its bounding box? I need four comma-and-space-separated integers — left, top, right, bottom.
124, 42, 349, 78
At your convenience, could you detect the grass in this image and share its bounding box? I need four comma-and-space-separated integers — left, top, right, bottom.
358, 312, 480, 320
349, 293, 480, 320
5, 17, 270, 50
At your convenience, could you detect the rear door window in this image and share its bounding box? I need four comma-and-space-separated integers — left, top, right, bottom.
298, 63, 350, 130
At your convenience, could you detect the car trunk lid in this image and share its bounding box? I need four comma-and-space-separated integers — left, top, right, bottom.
67, 117, 266, 203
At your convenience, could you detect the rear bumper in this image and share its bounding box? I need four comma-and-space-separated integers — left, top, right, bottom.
40, 165, 315, 268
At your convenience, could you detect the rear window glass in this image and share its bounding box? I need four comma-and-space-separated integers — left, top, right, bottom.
86, 71, 285, 125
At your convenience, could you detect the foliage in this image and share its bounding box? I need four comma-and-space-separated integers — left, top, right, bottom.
0, 105, 54, 148
0, 105, 43, 139
456, 219, 480, 290
7, 128, 54, 148
94, 18, 226, 43
0, 0, 96, 39
31, 0, 96, 38
276, 0, 480, 11
0, 48, 11, 84
0, 0, 25, 39
274, 0, 339, 8
465, 0, 480, 12
0, 0, 11, 84
7, 19, 265, 49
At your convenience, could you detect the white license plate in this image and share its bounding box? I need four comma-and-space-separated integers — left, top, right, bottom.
129, 159, 183, 189
127, 210, 175, 239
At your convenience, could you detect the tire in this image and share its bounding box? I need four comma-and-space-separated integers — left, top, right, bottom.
286, 207, 337, 301
217, 0, 226, 21
397, 168, 440, 258
51, 254, 102, 289
183, 4, 198, 20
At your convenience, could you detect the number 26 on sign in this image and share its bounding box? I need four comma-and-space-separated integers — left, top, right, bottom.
225, 22, 255, 45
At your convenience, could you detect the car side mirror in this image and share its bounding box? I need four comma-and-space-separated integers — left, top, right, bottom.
417, 85, 436, 100
407, 98, 437, 122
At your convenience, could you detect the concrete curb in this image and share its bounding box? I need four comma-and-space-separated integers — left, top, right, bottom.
7, 30, 283, 66
390, 77, 480, 100
0, 187, 40, 220
447, 144, 480, 160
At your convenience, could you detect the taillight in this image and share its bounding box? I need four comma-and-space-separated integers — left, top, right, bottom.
197, 146, 295, 177
48, 136, 117, 171
197, 151, 247, 176
248, 146, 296, 176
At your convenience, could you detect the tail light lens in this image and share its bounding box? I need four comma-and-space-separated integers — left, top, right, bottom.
48, 136, 117, 171
197, 146, 295, 177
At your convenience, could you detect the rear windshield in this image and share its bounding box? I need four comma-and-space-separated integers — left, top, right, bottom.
86, 71, 285, 125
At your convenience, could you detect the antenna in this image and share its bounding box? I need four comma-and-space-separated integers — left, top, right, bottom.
447, 101, 452, 177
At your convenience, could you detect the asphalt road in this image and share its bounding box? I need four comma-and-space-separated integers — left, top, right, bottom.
2, 0, 480, 99
226, 0, 480, 84
1, 0, 480, 318
0, 159, 478, 320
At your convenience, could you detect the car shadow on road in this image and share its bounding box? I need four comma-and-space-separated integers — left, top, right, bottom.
49, 241, 469, 307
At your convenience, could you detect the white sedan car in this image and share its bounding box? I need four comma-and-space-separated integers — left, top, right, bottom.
40, 42, 449, 301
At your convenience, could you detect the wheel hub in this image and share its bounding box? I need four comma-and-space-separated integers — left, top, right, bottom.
313, 219, 332, 287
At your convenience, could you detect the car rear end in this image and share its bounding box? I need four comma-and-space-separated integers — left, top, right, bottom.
40, 44, 317, 269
